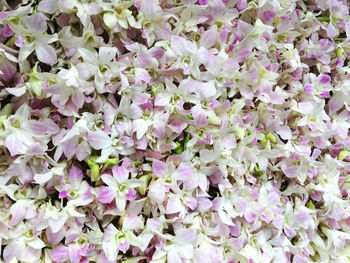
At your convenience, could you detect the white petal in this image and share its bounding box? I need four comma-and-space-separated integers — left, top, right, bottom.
134, 119, 149, 140
38, 0, 59, 13
275, 126, 292, 140
5, 86, 26, 96
88, 130, 112, 150
99, 47, 118, 64
35, 43, 57, 66
103, 12, 117, 29
34, 171, 53, 185
199, 149, 217, 163
27, 238, 46, 249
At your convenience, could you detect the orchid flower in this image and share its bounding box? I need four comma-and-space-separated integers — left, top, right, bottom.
138, 0, 171, 46
7, 13, 58, 65
102, 219, 149, 261
76, 47, 119, 93
1, 104, 57, 157
56, 166, 94, 207
2, 222, 46, 262
102, 0, 139, 30
99, 166, 142, 211
151, 228, 196, 263
0, 0, 350, 262
59, 0, 101, 26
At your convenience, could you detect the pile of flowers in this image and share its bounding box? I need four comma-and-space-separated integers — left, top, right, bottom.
0, 0, 349, 262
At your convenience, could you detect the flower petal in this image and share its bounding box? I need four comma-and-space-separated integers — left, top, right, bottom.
68, 166, 83, 183
99, 47, 118, 64
192, 105, 208, 126
10, 200, 27, 226
282, 165, 299, 178
200, 149, 217, 163
112, 166, 129, 182
152, 160, 167, 177
133, 119, 149, 140
3, 239, 25, 262
68, 245, 81, 263
25, 13, 47, 33
166, 195, 182, 214
51, 246, 69, 262
98, 187, 115, 203
275, 126, 292, 140
200, 28, 217, 48
5, 134, 24, 156
175, 164, 193, 180
88, 130, 112, 150
38, 0, 59, 13
36, 43, 57, 66
34, 171, 53, 185
175, 228, 196, 244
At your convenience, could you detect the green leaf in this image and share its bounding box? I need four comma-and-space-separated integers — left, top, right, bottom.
88, 157, 100, 182
137, 173, 152, 195
317, 16, 330, 22
338, 150, 348, 161
183, 133, 190, 150
174, 141, 183, 154
261, 137, 269, 149
186, 114, 193, 120
102, 158, 119, 172
306, 200, 315, 210
265, 132, 276, 144
337, 47, 344, 57
137, 174, 152, 195
0, 115, 7, 130
234, 127, 245, 141
254, 165, 265, 176
29, 62, 43, 98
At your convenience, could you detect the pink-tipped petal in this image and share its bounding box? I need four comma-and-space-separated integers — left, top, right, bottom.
98, 187, 115, 203
68, 166, 83, 183
192, 105, 208, 126
112, 166, 129, 182
51, 246, 69, 262
152, 160, 167, 176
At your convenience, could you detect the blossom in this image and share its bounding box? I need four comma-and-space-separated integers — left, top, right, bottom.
3, 222, 46, 262
6, 12, 58, 65
151, 228, 196, 263
102, 217, 151, 261
1, 104, 58, 156
138, 0, 171, 46
76, 47, 119, 93
0, 0, 350, 262
100, 165, 142, 211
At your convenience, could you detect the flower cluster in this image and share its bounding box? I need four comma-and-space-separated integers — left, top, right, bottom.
0, 0, 350, 262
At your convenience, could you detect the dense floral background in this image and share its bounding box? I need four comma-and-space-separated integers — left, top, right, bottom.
0, 0, 350, 262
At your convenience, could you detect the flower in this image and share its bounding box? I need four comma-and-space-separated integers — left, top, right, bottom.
100, 165, 142, 211
7, 12, 58, 65
76, 47, 119, 93
0, 0, 350, 261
